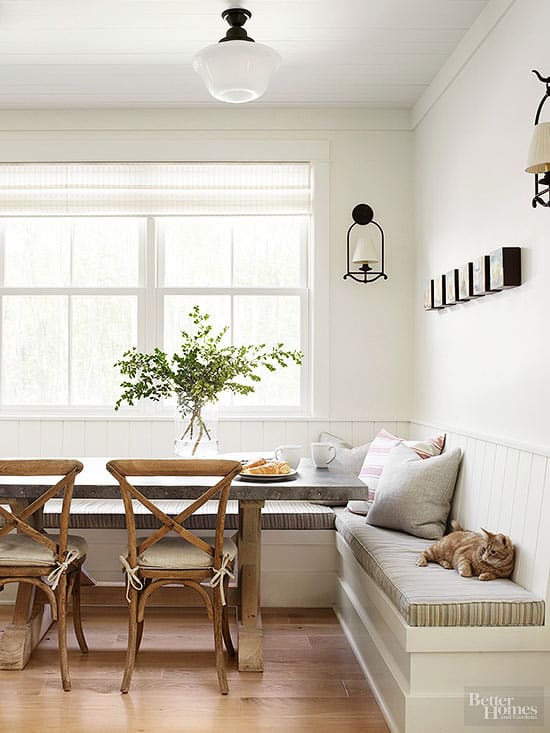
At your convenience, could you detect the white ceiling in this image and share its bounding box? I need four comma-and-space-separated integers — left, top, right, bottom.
0, 0, 489, 108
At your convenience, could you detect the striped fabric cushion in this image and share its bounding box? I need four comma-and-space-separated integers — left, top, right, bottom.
335, 509, 545, 627
42, 499, 336, 531
359, 429, 446, 501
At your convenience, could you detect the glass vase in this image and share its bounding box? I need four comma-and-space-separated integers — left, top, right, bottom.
174, 401, 219, 458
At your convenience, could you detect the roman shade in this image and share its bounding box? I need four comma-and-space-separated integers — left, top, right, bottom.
0, 162, 312, 216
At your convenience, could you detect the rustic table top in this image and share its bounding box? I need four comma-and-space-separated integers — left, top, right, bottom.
0, 457, 367, 503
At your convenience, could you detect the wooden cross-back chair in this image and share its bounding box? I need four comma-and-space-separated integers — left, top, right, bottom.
106, 458, 242, 695
0, 459, 88, 691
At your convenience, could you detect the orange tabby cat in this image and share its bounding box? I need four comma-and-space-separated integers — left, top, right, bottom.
416, 521, 515, 581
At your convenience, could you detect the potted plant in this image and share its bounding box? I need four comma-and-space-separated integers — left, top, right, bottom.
114, 306, 303, 456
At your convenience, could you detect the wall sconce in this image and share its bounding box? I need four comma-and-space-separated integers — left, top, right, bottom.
344, 204, 388, 284
526, 69, 550, 207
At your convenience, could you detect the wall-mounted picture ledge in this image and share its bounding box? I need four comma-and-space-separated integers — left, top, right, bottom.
424, 246, 522, 311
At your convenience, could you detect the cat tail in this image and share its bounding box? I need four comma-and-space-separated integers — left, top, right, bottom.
450, 519, 464, 532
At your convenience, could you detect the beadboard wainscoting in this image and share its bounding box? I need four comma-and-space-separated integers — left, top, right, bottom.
0, 418, 410, 458
409, 420, 550, 604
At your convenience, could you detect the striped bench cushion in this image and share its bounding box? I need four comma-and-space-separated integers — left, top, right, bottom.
335, 508, 545, 627
41, 499, 336, 531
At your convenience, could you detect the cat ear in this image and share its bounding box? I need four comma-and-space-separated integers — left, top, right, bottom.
481, 528, 494, 539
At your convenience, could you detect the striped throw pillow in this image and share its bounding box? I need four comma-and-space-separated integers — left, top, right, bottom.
359, 429, 446, 501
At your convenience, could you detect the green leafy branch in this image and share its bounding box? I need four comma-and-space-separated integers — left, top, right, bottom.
114, 306, 303, 453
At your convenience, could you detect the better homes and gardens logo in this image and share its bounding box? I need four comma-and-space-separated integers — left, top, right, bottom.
465, 687, 544, 727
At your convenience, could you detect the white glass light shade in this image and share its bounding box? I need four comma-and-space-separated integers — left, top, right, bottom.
526, 121, 550, 173
193, 41, 281, 104
352, 235, 380, 265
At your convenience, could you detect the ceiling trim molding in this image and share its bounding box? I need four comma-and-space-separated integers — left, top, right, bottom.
411, 0, 517, 129
0, 107, 412, 132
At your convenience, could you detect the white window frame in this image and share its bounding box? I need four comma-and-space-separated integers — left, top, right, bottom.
0, 140, 330, 419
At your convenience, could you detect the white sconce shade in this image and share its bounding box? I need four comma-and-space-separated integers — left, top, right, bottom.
352, 235, 380, 265
526, 121, 550, 173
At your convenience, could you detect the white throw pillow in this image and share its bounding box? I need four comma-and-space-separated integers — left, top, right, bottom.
316, 432, 371, 508
319, 432, 371, 475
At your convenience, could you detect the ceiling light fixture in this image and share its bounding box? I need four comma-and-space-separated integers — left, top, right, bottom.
192, 8, 281, 104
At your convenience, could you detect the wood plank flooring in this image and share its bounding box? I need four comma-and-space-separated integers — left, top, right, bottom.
0, 605, 389, 733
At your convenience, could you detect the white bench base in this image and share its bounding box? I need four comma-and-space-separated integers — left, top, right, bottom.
335, 532, 550, 733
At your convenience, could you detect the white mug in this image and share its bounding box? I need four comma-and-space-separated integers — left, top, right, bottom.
274, 445, 302, 470
311, 442, 336, 469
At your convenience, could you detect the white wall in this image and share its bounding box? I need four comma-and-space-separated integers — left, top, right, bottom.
0, 107, 414, 455
413, 0, 550, 450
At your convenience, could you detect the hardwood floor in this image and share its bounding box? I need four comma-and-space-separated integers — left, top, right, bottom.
0, 605, 389, 733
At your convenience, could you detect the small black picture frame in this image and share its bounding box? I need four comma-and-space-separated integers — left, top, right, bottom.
445, 269, 459, 305
433, 274, 446, 308
472, 255, 490, 296
489, 247, 522, 290
424, 279, 434, 310
458, 262, 474, 300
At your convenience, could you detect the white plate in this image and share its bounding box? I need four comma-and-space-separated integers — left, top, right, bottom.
235, 469, 298, 483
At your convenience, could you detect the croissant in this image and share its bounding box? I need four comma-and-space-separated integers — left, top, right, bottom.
244, 458, 267, 470
243, 460, 291, 475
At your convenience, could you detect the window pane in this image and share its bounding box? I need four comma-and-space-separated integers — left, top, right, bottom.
233, 216, 307, 288
4, 219, 71, 286
71, 296, 137, 406
161, 218, 231, 287
3, 218, 141, 287
2, 295, 68, 404
232, 295, 302, 407
71, 218, 141, 287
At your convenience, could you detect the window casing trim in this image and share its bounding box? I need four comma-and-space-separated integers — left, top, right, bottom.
0, 141, 330, 419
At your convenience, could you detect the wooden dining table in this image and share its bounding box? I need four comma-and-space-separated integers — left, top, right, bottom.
0, 457, 367, 673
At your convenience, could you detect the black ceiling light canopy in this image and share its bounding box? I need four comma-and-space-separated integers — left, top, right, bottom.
219, 8, 254, 42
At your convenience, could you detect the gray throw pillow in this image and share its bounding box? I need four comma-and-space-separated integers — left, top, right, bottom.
366, 444, 462, 540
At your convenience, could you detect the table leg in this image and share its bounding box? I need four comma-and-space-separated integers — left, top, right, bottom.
237, 500, 264, 672
0, 500, 53, 671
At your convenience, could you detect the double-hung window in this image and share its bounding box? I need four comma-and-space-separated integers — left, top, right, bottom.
0, 162, 312, 415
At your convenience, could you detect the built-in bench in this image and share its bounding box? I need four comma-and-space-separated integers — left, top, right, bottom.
335, 509, 544, 627
334, 422, 550, 733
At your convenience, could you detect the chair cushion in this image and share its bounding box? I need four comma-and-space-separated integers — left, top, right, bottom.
0, 533, 88, 567
136, 536, 237, 570
335, 509, 545, 627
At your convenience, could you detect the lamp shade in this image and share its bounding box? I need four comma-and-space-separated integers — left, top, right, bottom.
352, 236, 380, 265
193, 41, 281, 104
526, 121, 550, 173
